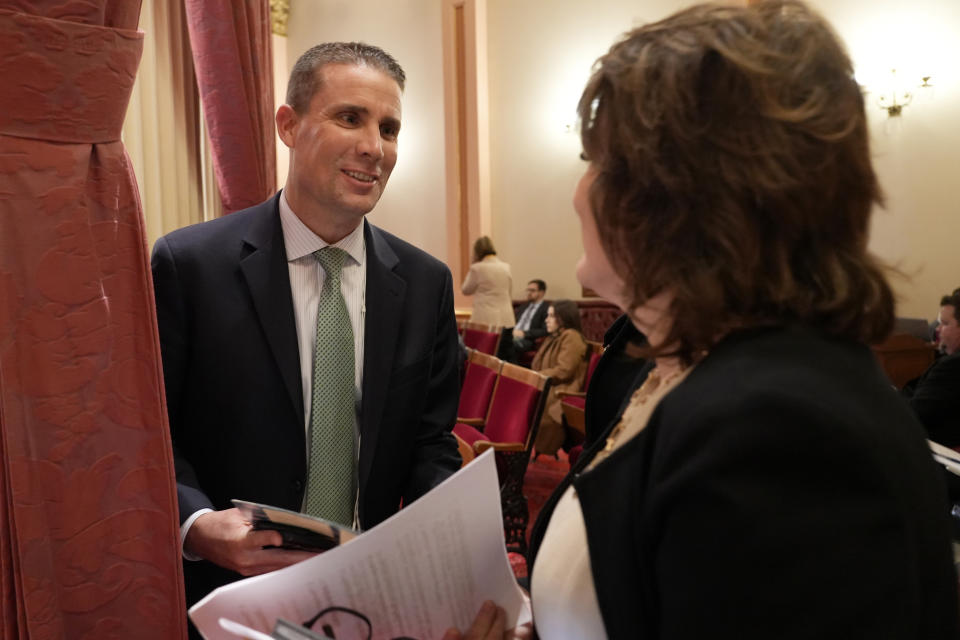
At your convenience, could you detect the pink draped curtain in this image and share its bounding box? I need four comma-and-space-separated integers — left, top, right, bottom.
0, 2, 187, 638
184, 0, 276, 215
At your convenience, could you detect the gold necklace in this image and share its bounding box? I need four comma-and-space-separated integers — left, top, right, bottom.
601, 365, 685, 454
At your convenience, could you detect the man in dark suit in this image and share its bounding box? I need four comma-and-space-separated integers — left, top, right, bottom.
903, 293, 960, 446
151, 42, 461, 612
511, 279, 549, 354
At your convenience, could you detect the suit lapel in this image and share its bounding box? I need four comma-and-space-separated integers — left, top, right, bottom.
359, 221, 405, 491
239, 196, 304, 426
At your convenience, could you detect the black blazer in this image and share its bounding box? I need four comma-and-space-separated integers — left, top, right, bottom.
583, 313, 650, 446
529, 326, 958, 639
515, 300, 549, 341
151, 194, 461, 605
903, 351, 960, 447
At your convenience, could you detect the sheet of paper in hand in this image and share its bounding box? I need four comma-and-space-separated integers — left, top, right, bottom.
231, 500, 358, 552
192, 450, 531, 640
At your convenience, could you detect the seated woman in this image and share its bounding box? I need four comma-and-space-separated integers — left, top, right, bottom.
461, 236, 516, 328
449, 2, 958, 638
530, 300, 588, 456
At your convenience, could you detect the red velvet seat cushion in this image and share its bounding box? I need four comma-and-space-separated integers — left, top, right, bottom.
561, 396, 586, 411
568, 445, 584, 466
454, 422, 485, 447
485, 377, 540, 444
458, 363, 497, 420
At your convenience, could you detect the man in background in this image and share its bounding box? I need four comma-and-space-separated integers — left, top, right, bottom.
151, 42, 461, 615
512, 279, 549, 355
903, 292, 960, 446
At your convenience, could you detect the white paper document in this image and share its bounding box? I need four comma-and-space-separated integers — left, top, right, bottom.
190, 449, 531, 639
929, 439, 960, 476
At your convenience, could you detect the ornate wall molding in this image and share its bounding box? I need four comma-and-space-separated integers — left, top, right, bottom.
270, 0, 289, 37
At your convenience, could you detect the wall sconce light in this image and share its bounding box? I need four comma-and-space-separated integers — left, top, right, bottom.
875, 68, 932, 117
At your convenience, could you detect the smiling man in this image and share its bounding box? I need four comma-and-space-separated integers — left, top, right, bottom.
151, 43, 461, 621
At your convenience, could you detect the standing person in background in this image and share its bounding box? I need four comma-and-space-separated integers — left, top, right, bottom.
449, 2, 957, 638
512, 279, 549, 355
531, 300, 588, 457
461, 236, 516, 328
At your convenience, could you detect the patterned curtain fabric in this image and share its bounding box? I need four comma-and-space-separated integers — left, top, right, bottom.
0, 2, 187, 639
184, 0, 276, 215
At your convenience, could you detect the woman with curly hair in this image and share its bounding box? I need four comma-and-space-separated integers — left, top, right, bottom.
449, 2, 957, 638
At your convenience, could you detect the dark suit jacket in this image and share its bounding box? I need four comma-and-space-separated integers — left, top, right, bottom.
529, 326, 958, 639
514, 300, 548, 341
583, 313, 650, 446
903, 351, 960, 447
151, 193, 461, 606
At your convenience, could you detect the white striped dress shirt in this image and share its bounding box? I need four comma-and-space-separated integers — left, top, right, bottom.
278, 191, 366, 432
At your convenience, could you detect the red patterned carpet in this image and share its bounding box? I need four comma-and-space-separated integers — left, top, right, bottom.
508, 451, 571, 578
525, 451, 571, 538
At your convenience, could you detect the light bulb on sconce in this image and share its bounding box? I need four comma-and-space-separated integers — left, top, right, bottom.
870, 68, 932, 117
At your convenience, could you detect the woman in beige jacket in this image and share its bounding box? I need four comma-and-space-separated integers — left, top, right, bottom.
461, 236, 516, 327
532, 299, 587, 456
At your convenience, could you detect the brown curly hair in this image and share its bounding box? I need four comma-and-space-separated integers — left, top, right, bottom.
578, 0, 894, 361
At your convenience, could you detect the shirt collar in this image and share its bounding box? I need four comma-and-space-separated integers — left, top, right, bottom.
278, 190, 365, 265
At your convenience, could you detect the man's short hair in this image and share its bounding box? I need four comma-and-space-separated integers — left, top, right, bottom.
941, 294, 960, 323
529, 279, 547, 293
286, 42, 406, 114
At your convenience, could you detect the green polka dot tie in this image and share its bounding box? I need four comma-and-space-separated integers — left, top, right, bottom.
304, 247, 356, 525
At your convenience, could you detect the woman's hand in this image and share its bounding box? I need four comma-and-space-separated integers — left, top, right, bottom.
442, 601, 533, 640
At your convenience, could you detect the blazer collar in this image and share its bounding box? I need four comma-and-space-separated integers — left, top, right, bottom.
239, 193, 304, 426
358, 220, 405, 493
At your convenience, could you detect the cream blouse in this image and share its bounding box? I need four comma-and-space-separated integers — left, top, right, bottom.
530, 364, 694, 639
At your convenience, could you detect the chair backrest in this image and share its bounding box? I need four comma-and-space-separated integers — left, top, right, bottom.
484, 363, 550, 447
457, 351, 503, 420
583, 341, 604, 389
462, 321, 502, 355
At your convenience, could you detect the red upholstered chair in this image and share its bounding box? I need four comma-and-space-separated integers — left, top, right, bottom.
462, 321, 503, 356
457, 350, 503, 426
454, 363, 551, 553
568, 445, 584, 467
558, 341, 604, 441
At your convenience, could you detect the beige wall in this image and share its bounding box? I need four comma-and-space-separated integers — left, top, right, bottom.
486, 0, 960, 318
820, 0, 960, 319
285, 0, 449, 262
287, 0, 960, 320
486, 0, 688, 302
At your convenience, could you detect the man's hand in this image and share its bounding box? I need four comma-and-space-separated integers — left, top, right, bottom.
442, 601, 533, 640
184, 508, 316, 576
512, 329, 525, 339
